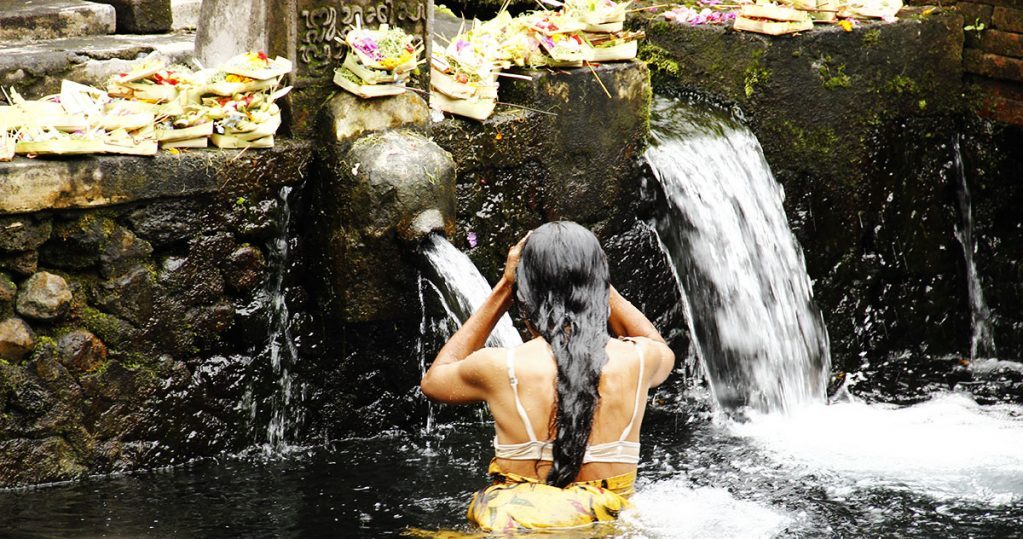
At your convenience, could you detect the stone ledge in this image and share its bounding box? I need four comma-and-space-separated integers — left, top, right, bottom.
0, 0, 115, 43
0, 33, 194, 98
0, 141, 314, 215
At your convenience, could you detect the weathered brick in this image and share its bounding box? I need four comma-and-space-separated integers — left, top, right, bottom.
978, 29, 1023, 57
993, 6, 1023, 33
978, 91, 1023, 125
958, 1, 994, 27
964, 48, 1023, 81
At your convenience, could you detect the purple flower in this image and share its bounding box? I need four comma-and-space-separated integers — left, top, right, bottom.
467, 231, 478, 248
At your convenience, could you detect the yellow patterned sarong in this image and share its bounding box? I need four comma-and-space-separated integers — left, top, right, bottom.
466, 459, 635, 532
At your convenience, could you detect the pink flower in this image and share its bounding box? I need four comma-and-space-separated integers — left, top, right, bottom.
467, 232, 478, 248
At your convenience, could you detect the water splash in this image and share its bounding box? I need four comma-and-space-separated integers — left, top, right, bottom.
731, 392, 1023, 504
262, 185, 304, 455
644, 97, 830, 413
418, 234, 523, 348
952, 134, 996, 360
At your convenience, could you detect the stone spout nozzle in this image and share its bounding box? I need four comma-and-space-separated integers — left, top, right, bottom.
399, 209, 447, 244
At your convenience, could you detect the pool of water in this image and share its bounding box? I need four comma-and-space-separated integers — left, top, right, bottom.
4, 366, 1023, 538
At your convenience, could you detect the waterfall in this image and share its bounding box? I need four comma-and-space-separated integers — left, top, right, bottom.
952, 134, 996, 360
418, 234, 523, 348
262, 185, 304, 454
644, 97, 830, 414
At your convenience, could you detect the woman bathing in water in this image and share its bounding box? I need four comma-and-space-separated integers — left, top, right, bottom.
421, 221, 675, 531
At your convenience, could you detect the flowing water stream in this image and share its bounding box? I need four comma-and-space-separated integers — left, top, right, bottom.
952, 134, 997, 360
644, 97, 830, 413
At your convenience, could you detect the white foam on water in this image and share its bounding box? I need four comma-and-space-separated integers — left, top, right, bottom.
730, 393, 1023, 503
621, 480, 792, 538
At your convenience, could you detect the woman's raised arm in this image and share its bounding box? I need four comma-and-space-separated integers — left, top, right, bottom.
420, 237, 526, 404
608, 285, 676, 387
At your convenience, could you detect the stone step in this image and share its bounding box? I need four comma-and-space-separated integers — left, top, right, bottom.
0, 32, 194, 99
171, 0, 200, 31
0, 0, 116, 43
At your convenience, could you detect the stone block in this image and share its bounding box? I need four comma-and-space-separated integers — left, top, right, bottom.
973, 76, 1023, 124
979, 29, 1023, 58
58, 330, 108, 374
324, 92, 430, 143
92, 0, 173, 33
958, 1, 994, 27
0, 141, 313, 216
993, 6, 1023, 33
311, 129, 457, 322
171, 0, 200, 30
0, 33, 194, 99
965, 48, 1023, 81
0, 251, 38, 277
0, 317, 35, 362
0, 0, 115, 43
0, 273, 15, 307
16, 272, 73, 321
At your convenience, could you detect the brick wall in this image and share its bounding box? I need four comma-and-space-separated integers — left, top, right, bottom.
959, 0, 1023, 125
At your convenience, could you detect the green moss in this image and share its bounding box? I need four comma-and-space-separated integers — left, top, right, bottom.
743, 51, 771, 98
885, 75, 919, 95
639, 43, 684, 80
80, 307, 126, 347
862, 29, 881, 46
821, 64, 852, 90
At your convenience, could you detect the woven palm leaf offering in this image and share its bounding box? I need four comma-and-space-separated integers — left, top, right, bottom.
523, 11, 590, 67
107, 58, 188, 103
733, 2, 814, 35
333, 21, 424, 99
562, 0, 630, 32
203, 85, 292, 149
839, 0, 901, 19
0, 125, 14, 162
430, 34, 502, 121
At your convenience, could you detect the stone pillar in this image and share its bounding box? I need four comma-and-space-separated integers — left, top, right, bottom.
194, 0, 432, 135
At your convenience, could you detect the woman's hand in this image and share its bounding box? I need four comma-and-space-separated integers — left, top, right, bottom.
502, 233, 529, 284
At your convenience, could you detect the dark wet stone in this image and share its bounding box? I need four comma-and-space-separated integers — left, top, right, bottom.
31, 337, 63, 382
227, 197, 279, 241
0, 250, 38, 276
0, 437, 88, 487
94, 266, 156, 326
127, 198, 206, 248
58, 330, 108, 374
0, 273, 15, 307
16, 272, 72, 321
224, 245, 266, 294
39, 215, 113, 270
0, 216, 51, 252
0, 317, 34, 362
100, 227, 153, 279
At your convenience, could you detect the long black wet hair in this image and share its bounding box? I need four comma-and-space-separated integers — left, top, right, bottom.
514, 221, 611, 488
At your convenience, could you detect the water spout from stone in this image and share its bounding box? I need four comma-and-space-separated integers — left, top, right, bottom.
418, 234, 523, 348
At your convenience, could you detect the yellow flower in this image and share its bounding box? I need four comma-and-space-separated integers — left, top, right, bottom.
838, 19, 854, 32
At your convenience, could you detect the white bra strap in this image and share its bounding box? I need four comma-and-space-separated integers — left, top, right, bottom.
619, 340, 646, 441
507, 348, 538, 443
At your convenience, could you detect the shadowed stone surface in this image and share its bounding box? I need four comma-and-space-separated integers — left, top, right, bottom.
92, 0, 172, 33
57, 329, 107, 373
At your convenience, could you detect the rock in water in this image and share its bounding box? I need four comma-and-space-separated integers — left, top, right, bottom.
0, 318, 35, 362
16, 272, 73, 321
